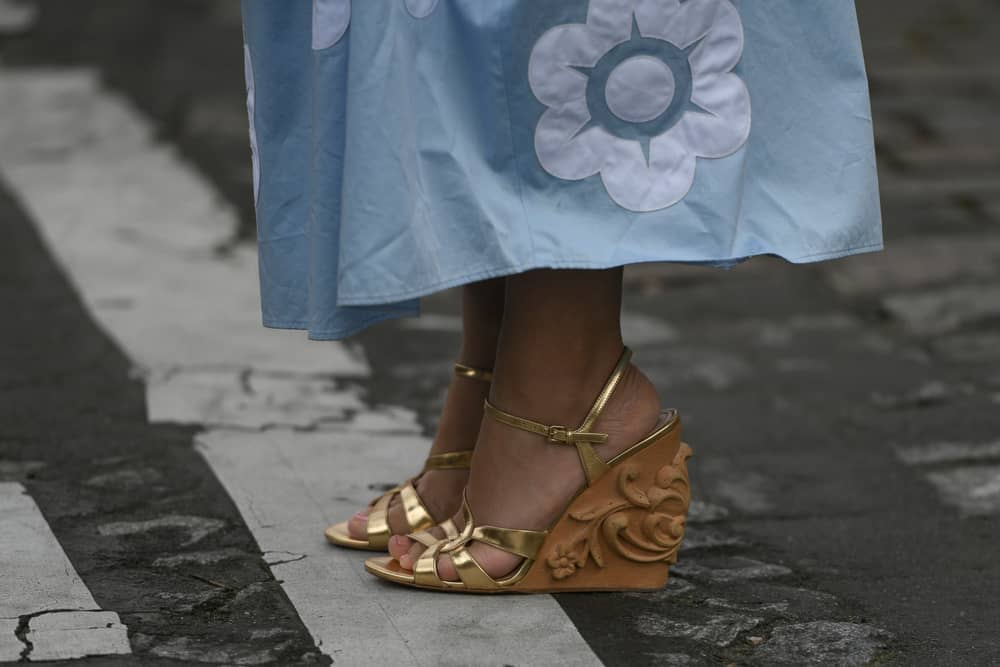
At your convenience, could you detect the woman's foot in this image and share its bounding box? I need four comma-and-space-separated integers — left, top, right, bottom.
347, 367, 491, 541
388, 361, 661, 580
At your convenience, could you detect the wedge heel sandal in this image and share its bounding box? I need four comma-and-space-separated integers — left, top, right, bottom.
365, 347, 693, 593
324, 362, 492, 551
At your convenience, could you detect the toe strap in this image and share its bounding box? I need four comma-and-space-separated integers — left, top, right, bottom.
440, 518, 460, 539
470, 524, 547, 560
413, 540, 448, 587
365, 491, 393, 549
409, 530, 440, 547
403, 493, 548, 591
366, 480, 435, 549
411, 539, 501, 590
398, 481, 435, 533
450, 546, 496, 589
408, 523, 548, 590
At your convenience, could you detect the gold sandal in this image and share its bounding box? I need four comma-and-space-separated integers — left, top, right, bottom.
324, 362, 493, 551
365, 347, 692, 592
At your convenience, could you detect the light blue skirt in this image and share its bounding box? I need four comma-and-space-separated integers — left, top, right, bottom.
242, 0, 882, 340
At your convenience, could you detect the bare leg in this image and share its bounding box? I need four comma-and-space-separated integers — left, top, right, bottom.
390, 268, 661, 579
349, 278, 505, 539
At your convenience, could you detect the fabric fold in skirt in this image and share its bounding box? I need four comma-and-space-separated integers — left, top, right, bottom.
241, 0, 882, 340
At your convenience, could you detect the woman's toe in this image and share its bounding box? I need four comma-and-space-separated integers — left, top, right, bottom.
400, 540, 425, 570
388, 534, 413, 561
396, 525, 448, 570
434, 553, 459, 581
346, 510, 369, 540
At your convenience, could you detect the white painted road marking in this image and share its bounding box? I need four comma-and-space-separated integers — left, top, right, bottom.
200, 423, 599, 666
146, 368, 368, 429
0, 68, 364, 379
895, 440, 1000, 516
895, 440, 1000, 466
0, 68, 602, 665
0, 482, 131, 661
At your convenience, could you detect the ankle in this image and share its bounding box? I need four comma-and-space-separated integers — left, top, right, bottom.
489, 344, 630, 427
428, 370, 491, 456
590, 364, 661, 456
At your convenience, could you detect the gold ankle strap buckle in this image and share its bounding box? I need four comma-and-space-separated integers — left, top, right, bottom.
546, 426, 569, 443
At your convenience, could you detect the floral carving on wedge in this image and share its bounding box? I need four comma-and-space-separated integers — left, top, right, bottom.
547, 443, 693, 580
547, 544, 584, 580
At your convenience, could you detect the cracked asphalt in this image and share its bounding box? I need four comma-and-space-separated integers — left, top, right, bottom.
2, 1, 999, 665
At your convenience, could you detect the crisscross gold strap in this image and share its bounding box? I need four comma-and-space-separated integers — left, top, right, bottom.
453, 363, 493, 383
365, 449, 471, 548
408, 518, 460, 549
365, 480, 435, 549
483, 347, 632, 486
470, 524, 547, 559
412, 494, 546, 590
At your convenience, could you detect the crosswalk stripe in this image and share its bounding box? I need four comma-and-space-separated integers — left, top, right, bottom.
199, 425, 599, 666
0, 67, 602, 665
0, 482, 131, 661
0, 67, 364, 380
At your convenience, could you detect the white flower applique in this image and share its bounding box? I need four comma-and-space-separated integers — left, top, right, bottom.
528, 0, 751, 212
312, 0, 440, 50
312, 0, 351, 50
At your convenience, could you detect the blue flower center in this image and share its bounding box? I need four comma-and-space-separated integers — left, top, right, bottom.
574, 15, 709, 161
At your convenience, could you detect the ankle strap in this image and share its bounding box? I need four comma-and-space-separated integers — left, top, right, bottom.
424, 450, 474, 470
482, 348, 632, 486
453, 363, 493, 383
576, 347, 631, 436
483, 402, 608, 445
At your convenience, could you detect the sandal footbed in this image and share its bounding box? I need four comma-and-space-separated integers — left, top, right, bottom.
325, 521, 386, 551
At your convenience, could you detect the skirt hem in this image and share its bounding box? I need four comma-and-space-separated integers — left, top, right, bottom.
335, 241, 884, 307
263, 306, 421, 341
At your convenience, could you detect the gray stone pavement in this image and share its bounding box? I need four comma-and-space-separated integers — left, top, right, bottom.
1, 0, 998, 665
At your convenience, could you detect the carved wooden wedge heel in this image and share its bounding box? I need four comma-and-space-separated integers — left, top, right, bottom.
365, 347, 693, 593
324, 363, 493, 551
